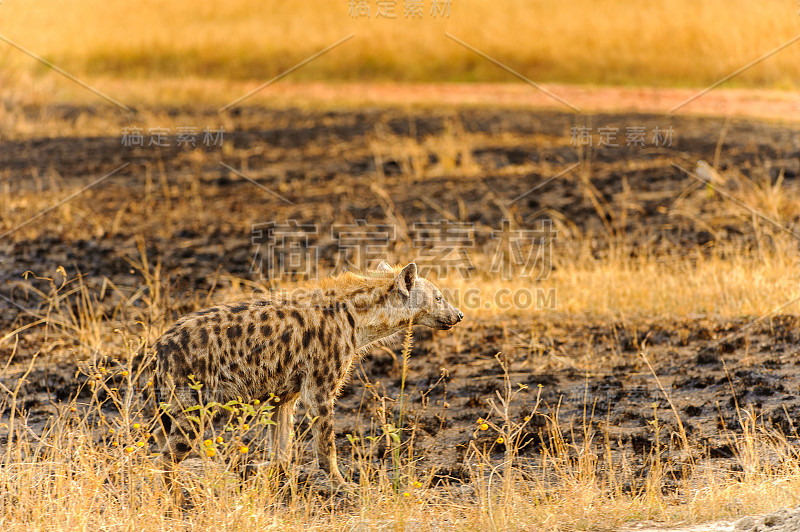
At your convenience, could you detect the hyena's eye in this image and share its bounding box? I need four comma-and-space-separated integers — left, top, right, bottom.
435, 295, 443, 302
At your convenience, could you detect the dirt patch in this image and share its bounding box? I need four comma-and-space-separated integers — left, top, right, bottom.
735, 508, 800, 532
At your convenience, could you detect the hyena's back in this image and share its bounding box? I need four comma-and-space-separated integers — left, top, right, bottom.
154, 299, 358, 412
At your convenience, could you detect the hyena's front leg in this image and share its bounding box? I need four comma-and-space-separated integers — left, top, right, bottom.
157, 418, 196, 508
304, 384, 345, 484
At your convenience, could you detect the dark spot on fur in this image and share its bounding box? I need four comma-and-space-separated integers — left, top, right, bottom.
346, 311, 355, 328
303, 328, 314, 349
291, 310, 305, 328
275, 309, 284, 320
319, 404, 330, 416
261, 324, 272, 337
229, 303, 248, 313
214, 324, 221, 336
280, 329, 292, 346
179, 328, 190, 350
199, 328, 209, 345
261, 311, 270, 321
226, 324, 243, 341
196, 356, 207, 377
317, 324, 326, 346
174, 441, 191, 454
249, 343, 263, 364
289, 373, 303, 394
247, 323, 255, 335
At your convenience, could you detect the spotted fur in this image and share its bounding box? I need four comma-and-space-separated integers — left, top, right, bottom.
152, 261, 463, 490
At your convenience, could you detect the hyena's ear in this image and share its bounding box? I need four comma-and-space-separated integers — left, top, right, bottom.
377, 261, 394, 273
396, 262, 417, 297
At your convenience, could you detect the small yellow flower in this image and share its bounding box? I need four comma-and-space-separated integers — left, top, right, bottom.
253, 399, 260, 406
99, 367, 106, 373
242, 424, 250, 431
124, 446, 135, 454
111, 441, 119, 447
216, 436, 224, 444
402, 492, 410, 498
412, 481, 423, 489
538, 383, 543, 388
121, 370, 129, 377
524, 416, 531, 422
239, 446, 249, 454
476, 418, 484, 424
146, 381, 153, 387
274, 397, 280, 403
135, 441, 145, 448
109, 428, 115, 434
133, 423, 140, 429
205, 447, 216, 458
70, 407, 76, 413
479, 423, 488, 431
204, 439, 213, 447
496, 437, 505, 444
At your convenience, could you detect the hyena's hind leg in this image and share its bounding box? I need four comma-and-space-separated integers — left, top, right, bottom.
266, 395, 299, 474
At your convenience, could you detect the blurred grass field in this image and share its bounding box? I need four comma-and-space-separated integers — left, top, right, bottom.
1, 0, 800, 107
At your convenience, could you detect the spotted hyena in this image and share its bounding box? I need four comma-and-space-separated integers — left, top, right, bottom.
152, 261, 463, 488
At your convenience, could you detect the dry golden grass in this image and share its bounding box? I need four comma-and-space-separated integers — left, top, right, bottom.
1, 0, 799, 108
2, 229, 800, 529
3, 275, 800, 531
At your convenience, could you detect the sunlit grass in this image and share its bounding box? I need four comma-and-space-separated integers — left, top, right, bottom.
1, 0, 799, 106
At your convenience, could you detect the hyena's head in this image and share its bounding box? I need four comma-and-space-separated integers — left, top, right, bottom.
377, 261, 463, 330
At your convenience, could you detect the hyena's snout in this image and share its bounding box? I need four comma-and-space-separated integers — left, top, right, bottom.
439, 302, 464, 329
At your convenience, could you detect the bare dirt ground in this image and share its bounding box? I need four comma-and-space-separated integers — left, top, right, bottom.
2, 104, 800, 527
242, 82, 800, 123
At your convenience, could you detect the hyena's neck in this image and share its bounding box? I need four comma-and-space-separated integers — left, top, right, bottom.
341, 284, 410, 349
300, 272, 411, 349
355, 319, 408, 349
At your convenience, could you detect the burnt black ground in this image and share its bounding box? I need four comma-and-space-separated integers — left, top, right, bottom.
1, 106, 800, 483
